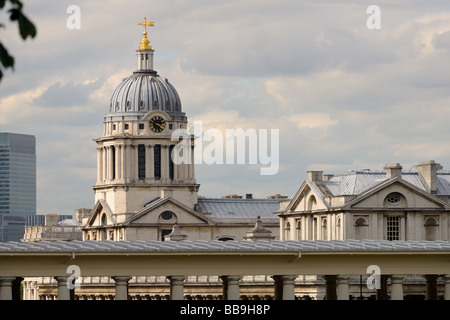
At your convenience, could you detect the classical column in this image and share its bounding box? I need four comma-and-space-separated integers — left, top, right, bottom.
272, 275, 296, 300
444, 275, 450, 300
190, 145, 195, 181
0, 277, 16, 300
54, 276, 70, 300
115, 144, 120, 180
390, 275, 404, 300
105, 146, 110, 180
323, 275, 337, 300
124, 145, 131, 182
96, 146, 103, 183
221, 275, 241, 300
121, 145, 127, 182
112, 276, 131, 300
424, 274, 438, 300
168, 276, 185, 300
102, 146, 107, 182
336, 275, 350, 300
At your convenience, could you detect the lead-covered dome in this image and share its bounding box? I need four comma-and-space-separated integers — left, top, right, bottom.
109, 71, 182, 115
106, 24, 186, 122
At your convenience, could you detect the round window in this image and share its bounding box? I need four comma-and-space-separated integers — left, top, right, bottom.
385, 192, 402, 205
161, 211, 173, 220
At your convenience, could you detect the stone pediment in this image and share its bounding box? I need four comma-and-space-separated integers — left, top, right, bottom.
284, 180, 329, 214
343, 177, 450, 210
84, 199, 115, 227
123, 196, 215, 226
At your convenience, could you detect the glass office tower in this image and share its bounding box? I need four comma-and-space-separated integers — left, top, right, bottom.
0, 132, 36, 242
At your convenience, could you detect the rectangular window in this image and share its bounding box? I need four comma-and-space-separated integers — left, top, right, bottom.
139, 123, 144, 130
124, 124, 129, 130
154, 144, 161, 180
138, 145, 145, 181
169, 123, 173, 130
386, 216, 400, 241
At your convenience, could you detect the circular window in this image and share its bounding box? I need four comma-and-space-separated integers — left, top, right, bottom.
385, 192, 402, 205
160, 211, 173, 220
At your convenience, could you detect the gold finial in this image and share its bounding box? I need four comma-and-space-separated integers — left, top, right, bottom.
137, 17, 155, 50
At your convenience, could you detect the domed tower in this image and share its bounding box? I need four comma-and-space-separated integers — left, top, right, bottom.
92, 19, 199, 224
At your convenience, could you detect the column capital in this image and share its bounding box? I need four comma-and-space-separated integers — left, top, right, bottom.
54, 276, 69, 284
112, 276, 132, 284
0, 276, 17, 283
390, 275, 404, 283
167, 275, 185, 284
220, 275, 242, 283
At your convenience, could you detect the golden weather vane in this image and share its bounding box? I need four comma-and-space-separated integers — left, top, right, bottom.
137, 17, 155, 50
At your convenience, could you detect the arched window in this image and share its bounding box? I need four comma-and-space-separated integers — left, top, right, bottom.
296, 220, 302, 240
101, 214, 107, 226
101, 214, 107, 241
425, 217, 439, 241
355, 217, 369, 240
321, 218, 328, 240
336, 217, 341, 240
307, 196, 317, 211
284, 221, 291, 240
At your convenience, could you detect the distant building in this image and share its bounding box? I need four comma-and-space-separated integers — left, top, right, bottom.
22, 213, 81, 242
0, 132, 36, 242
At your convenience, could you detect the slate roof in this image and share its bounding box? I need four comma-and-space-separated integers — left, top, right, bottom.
321, 170, 450, 196
2, 240, 450, 253
196, 198, 281, 219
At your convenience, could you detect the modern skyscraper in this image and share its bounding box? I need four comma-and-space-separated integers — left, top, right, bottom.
0, 132, 36, 242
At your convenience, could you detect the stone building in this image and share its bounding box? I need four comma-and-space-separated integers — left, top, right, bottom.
80, 20, 281, 243
22, 213, 82, 242
278, 160, 450, 242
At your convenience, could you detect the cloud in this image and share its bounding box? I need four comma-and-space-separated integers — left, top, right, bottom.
33, 81, 100, 107
1, 0, 450, 213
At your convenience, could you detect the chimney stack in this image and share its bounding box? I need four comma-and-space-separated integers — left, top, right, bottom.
384, 163, 402, 179
45, 214, 59, 227
415, 160, 442, 194
307, 171, 323, 182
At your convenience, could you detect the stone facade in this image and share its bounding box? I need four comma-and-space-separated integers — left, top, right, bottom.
278, 160, 450, 242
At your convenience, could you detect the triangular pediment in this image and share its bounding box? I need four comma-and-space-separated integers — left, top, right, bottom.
284, 180, 329, 213
344, 177, 450, 210
123, 196, 215, 225
85, 199, 115, 227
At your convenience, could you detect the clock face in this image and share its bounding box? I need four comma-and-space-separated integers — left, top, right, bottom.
149, 116, 166, 133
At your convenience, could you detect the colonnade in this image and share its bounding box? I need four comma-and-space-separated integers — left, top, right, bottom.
96, 143, 195, 184
3, 273, 450, 300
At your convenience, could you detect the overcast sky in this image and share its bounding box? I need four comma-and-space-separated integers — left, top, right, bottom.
1, 0, 450, 215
